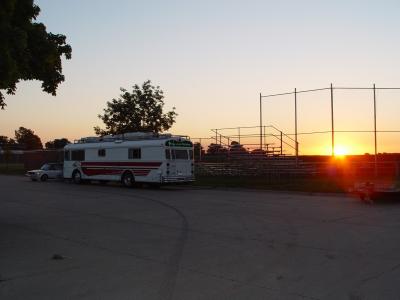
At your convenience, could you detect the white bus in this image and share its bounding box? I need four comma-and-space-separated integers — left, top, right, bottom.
63, 132, 194, 186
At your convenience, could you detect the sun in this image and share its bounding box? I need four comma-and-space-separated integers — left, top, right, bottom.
334, 145, 350, 157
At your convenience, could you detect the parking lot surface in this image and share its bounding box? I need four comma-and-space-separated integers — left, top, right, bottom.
1, 175, 400, 300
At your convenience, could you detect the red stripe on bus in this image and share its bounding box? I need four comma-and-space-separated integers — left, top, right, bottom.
82, 169, 122, 176
82, 168, 150, 177
81, 162, 162, 167
83, 167, 153, 171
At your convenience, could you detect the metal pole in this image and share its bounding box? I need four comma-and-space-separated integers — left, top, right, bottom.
215, 129, 218, 145
259, 93, 263, 150
227, 137, 230, 158
373, 84, 378, 177
330, 83, 335, 156
280, 131, 283, 156
238, 127, 241, 145
263, 126, 266, 149
295, 88, 298, 165
199, 138, 202, 161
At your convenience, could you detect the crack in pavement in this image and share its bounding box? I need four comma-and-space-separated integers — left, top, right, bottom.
360, 262, 400, 284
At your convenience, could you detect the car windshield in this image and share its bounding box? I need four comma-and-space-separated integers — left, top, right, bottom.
40, 164, 50, 170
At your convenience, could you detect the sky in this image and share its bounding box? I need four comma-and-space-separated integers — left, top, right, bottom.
1, 0, 400, 154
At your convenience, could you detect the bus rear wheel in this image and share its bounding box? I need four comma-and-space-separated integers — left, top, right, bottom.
122, 172, 135, 187
72, 170, 82, 184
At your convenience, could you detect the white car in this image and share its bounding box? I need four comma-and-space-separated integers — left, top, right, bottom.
26, 163, 63, 181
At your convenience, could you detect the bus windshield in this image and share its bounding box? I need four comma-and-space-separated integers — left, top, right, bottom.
166, 149, 191, 160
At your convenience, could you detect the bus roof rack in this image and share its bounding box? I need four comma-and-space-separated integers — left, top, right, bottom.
74, 132, 190, 144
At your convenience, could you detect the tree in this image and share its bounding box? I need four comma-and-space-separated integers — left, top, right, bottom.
0, 0, 72, 109
0, 135, 15, 145
193, 142, 205, 160
0, 136, 17, 167
94, 80, 177, 136
45, 138, 70, 149
229, 141, 248, 156
0, 136, 7, 145
14, 126, 42, 150
0, 135, 16, 149
207, 143, 228, 155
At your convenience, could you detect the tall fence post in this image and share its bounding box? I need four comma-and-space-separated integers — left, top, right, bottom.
373, 84, 378, 178
295, 88, 298, 165
259, 93, 263, 150
227, 137, 230, 159
263, 126, 266, 150
199, 138, 202, 161
330, 83, 335, 156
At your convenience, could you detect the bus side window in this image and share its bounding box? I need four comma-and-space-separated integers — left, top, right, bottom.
171, 149, 176, 160
165, 149, 170, 159
71, 150, 85, 161
98, 149, 106, 157
64, 150, 70, 161
128, 148, 141, 159
189, 149, 193, 160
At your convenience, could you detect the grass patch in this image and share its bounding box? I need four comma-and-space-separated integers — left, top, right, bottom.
193, 175, 348, 193
0, 163, 25, 175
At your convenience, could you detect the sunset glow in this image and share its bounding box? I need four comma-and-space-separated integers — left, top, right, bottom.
334, 145, 350, 157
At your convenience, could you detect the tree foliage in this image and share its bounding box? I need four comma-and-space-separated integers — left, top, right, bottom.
14, 126, 42, 150
193, 142, 205, 160
45, 138, 70, 149
0, 135, 16, 147
0, 0, 72, 109
207, 143, 228, 155
229, 141, 248, 155
94, 80, 177, 136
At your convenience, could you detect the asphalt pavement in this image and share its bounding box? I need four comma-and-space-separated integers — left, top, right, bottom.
1, 175, 400, 300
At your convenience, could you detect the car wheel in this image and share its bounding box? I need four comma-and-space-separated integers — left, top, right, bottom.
40, 174, 48, 182
122, 172, 134, 187
72, 170, 82, 184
